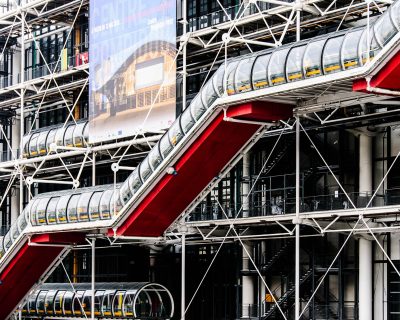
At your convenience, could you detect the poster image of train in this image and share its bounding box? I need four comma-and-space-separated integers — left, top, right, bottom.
89, 0, 176, 143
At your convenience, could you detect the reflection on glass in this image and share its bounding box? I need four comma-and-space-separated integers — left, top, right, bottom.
190, 94, 207, 121
29, 133, 39, 157
67, 194, 80, 222
235, 57, 256, 93
64, 125, 75, 147
30, 199, 40, 226
341, 29, 363, 69
168, 118, 184, 147
73, 123, 86, 147
54, 127, 65, 147
100, 189, 113, 219
323, 36, 344, 74
77, 192, 92, 222
159, 133, 173, 159
148, 142, 163, 170
46, 129, 56, 153
89, 192, 102, 220
46, 197, 59, 224
37, 131, 49, 155
56, 195, 70, 223
374, 8, 397, 46
303, 39, 326, 78
286, 45, 306, 82
139, 159, 153, 182
201, 76, 219, 106
212, 65, 225, 96
54, 291, 66, 316
359, 28, 381, 64
37, 198, 50, 225
22, 134, 31, 158
120, 180, 132, 204
268, 48, 289, 85
129, 169, 143, 196
225, 61, 239, 95
252, 54, 270, 89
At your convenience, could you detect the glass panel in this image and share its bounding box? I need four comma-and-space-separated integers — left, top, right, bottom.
64, 125, 75, 147
129, 169, 143, 195
73, 122, 86, 147
120, 180, 132, 205
391, 1, 400, 29
27, 291, 39, 315
54, 127, 65, 147
64, 291, 74, 316
82, 292, 92, 316
36, 197, 51, 225
323, 35, 344, 74
46, 197, 59, 224
54, 291, 66, 316
139, 158, 153, 182
148, 142, 163, 171
252, 54, 271, 89
95, 290, 105, 316
100, 189, 113, 219
123, 292, 135, 317
303, 39, 326, 78
17, 207, 29, 233
268, 48, 289, 85
72, 291, 84, 316
159, 132, 173, 159
374, 8, 397, 46
101, 291, 115, 317
169, 117, 184, 147
110, 190, 123, 215
63, 291, 74, 316
44, 290, 57, 315
56, 195, 71, 223
112, 291, 126, 317
29, 133, 39, 157
235, 57, 255, 93
36, 291, 48, 315
83, 123, 89, 146
22, 134, 32, 158
201, 76, 219, 106
77, 192, 93, 222
46, 129, 57, 153
30, 198, 40, 226
4, 231, 12, 250
89, 191, 102, 221
11, 222, 19, 241
189, 94, 207, 121
180, 107, 196, 135
286, 45, 306, 82
212, 65, 225, 96
359, 28, 381, 64
67, 194, 80, 222
341, 29, 363, 70
226, 61, 239, 95
37, 131, 49, 156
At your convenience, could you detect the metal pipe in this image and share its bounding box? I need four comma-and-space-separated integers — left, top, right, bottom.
182, 0, 187, 110
181, 233, 186, 320
295, 117, 300, 320
19, 11, 25, 220
91, 238, 96, 320
92, 153, 96, 186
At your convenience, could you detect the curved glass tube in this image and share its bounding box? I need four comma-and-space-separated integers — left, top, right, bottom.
323, 35, 345, 74
77, 192, 93, 222
72, 291, 84, 316
100, 189, 114, 219
374, 7, 397, 46
201, 75, 219, 106
120, 179, 133, 205
22, 134, 32, 158
189, 94, 207, 122
235, 57, 256, 93
44, 290, 57, 315
36, 290, 48, 315
112, 290, 125, 316
303, 39, 326, 78
168, 117, 184, 148
159, 132, 173, 159
89, 191, 102, 220
73, 122, 86, 147
63, 291, 74, 315
29, 133, 40, 157
139, 158, 153, 182
36, 197, 51, 225
180, 105, 196, 135
128, 169, 143, 197
30, 198, 40, 226
56, 194, 71, 223
286, 45, 306, 82
359, 28, 382, 64
64, 125, 76, 147
148, 142, 163, 171
46, 129, 57, 152
110, 190, 123, 215
212, 65, 225, 96
391, 0, 400, 29
46, 197, 60, 224
37, 131, 49, 156
341, 29, 363, 70
225, 61, 240, 95
252, 54, 271, 89
67, 194, 80, 223
54, 291, 66, 316
268, 48, 290, 85
54, 127, 66, 147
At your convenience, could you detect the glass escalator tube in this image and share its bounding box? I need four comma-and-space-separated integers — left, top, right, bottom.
82, 122, 89, 147
45, 128, 57, 153
63, 291, 75, 316
22, 133, 32, 158
120, 176, 133, 205
180, 105, 196, 135
148, 142, 163, 171
374, 6, 398, 47
94, 290, 106, 317
139, 156, 153, 183
268, 47, 290, 85
286, 44, 307, 82
101, 290, 116, 317
27, 291, 39, 316
18, 203, 31, 233
73, 122, 87, 147
54, 290, 67, 316
77, 192, 93, 222
110, 188, 123, 216
10, 221, 19, 241
72, 290, 85, 316
128, 168, 143, 199
201, 73, 219, 106
36, 197, 51, 225
168, 115, 184, 148
225, 60, 240, 95
67, 194, 80, 223
30, 198, 41, 226
341, 29, 364, 70
44, 290, 57, 315
359, 27, 382, 65
37, 130, 50, 156
29, 132, 40, 157
46, 196, 60, 224
159, 131, 174, 159
3, 231, 12, 251
303, 38, 327, 78
212, 64, 225, 96
322, 35, 345, 74
252, 53, 271, 89
89, 191, 103, 221
64, 124, 76, 148
391, 0, 400, 30
112, 290, 126, 317
56, 194, 71, 224
234, 56, 256, 93
99, 189, 114, 220
54, 127, 66, 149
36, 290, 48, 316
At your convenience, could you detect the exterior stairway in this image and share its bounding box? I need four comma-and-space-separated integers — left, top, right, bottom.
261, 240, 294, 273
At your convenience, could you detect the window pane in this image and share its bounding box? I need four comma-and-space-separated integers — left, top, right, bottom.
286, 45, 306, 82
64, 125, 76, 147
226, 61, 239, 95
46, 129, 57, 152
37, 197, 51, 225
30, 198, 41, 226
169, 117, 184, 147
268, 48, 289, 85
73, 122, 86, 147
341, 29, 363, 70
212, 65, 225, 96
100, 189, 113, 219
252, 54, 271, 89
120, 180, 132, 205
148, 142, 163, 170
129, 169, 143, 195
37, 131, 49, 156
180, 106, 196, 134
201, 76, 219, 106
159, 132, 173, 159
139, 158, 153, 182
56, 195, 70, 223
29, 133, 39, 157
46, 197, 59, 224
303, 39, 326, 78
89, 192, 102, 221
77, 192, 92, 222
189, 94, 207, 121
67, 194, 80, 222
323, 36, 344, 74
374, 8, 397, 46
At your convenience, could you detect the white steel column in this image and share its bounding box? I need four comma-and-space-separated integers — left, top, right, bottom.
242, 152, 250, 218
19, 11, 25, 216
91, 238, 96, 320
242, 241, 254, 318
359, 238, 372, 320
182, 0, 187, 110
359, 133, 373, 320
295, 117, 301, 319
181, 233, 186, 320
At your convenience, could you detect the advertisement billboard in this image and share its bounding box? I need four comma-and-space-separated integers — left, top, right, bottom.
89, 0, 176, 143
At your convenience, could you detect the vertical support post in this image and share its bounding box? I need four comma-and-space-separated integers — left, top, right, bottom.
296, 0, 301, 42
92, 153, 96, 186
19, 10, 25, 216
182, 0, 187, 110
242, 152, 250, 218
295, 117, 301, 320
91, 238, 96, 320
181, 233, 186, 320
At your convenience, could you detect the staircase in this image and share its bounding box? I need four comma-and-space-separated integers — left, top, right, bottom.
261, 240, 294, 273
263, 268, 313, 319
263, 135, 295, 176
